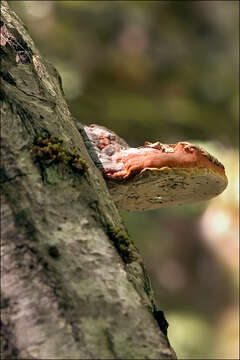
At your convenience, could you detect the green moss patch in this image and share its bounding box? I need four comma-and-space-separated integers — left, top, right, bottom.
105, 224, 140, 264
32, 135, 88, 174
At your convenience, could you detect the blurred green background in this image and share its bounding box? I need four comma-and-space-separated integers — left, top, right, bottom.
10, 1, 239, 358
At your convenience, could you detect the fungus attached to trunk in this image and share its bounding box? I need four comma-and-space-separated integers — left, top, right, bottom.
85, 125, 228, 211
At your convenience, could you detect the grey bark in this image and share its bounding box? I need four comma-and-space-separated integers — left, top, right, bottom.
0, 1, 177, 359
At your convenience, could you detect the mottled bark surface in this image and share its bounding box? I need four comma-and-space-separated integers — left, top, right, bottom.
0, 2, 176, 359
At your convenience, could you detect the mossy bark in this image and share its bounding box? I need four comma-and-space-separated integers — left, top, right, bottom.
0, 2, 176, 359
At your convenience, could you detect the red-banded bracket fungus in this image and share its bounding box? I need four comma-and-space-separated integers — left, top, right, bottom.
85, 125, 228, 211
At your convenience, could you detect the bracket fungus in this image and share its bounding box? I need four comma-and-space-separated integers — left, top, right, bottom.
85, 125, 228, 211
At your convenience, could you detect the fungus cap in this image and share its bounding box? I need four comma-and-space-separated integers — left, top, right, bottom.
85, 125, 228, 211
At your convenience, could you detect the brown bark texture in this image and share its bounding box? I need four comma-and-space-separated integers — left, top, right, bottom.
0, 1, 177, 359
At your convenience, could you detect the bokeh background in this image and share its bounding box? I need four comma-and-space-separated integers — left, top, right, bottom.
10, 1, 239, 358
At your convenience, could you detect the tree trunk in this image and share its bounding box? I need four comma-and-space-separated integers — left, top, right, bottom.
0, 2, 176, 359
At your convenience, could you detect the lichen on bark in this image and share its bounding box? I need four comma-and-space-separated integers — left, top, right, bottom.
1, 1, 177, 359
